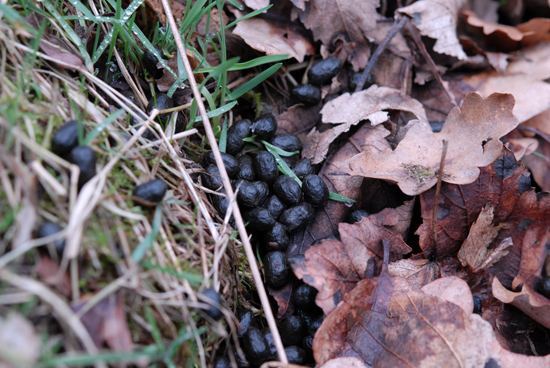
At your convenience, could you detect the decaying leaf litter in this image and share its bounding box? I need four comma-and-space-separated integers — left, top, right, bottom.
2, 0, 550, 367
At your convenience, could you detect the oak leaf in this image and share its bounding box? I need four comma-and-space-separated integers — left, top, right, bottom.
233, 16, 314, 62
348, 92, 519, 196
417, 148, 550, 289
398, 0, 467, 60
292, 210, 412, 315
304, 85, 427, 164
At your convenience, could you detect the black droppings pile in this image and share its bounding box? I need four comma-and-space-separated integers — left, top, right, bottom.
203, 112, 331, 367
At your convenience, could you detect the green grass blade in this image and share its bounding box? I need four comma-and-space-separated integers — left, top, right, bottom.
132, 25, 178, 79
202, 57, 239, 80
91, 0, 146, 63
219, 118, 228, 153
227, 63, 281, 101
263, 142, 302, 184
42, 1, 93, 68
193, 101, 237, 122
39, 348, 161, 367
82, 109, 125, 145
132, 206, 162, 263
197, 54, 287, 73
224, 4, 272, 30
142, 260, 203, 286
328, 192, 356, 203
67, 0, 97, 22
261, 140, 299, 157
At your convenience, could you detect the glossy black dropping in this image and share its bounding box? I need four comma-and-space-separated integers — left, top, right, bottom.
37, 222, 65, 254
251, 113, 277, 140
146, 94, 174, 125
263, 251, 290, 289
279, 203, 314, 233
237, 309, 256, 338
537, 276, 550, 299
293, 158, 314, 179
273, 175, 302, 205
262, 328, 277, 356
236, 180, 269, 208
245, 207, 275, 233
291, 84, 321, 106
241, 327, 270, 366
269, 134, 303, 153
293, 284, 318, 310
264, 222, 289, 252
348, 209, 370, 223
279, 315, 307, 346
302, 335, 313, 357
51, 121, 84, 157
285, 346, 307, 365
253, 151, 278, 184
68, 146, 97, 188
201, 288, 223, 321
210, 190, 230, 219
142, 48, 164, 79
263, 195, 286, 220
203, 151, 240, 178
308, 57, 342, 86
296, 308, 313, 328
226, 119, 251, 155
202, 165, 223, 190
308, 315, 323, 336
237, 154, 256, 181
133, 179, 168, 205
302, 174, 329, 207
473, 296, 483, 314
213, 356, 231, 368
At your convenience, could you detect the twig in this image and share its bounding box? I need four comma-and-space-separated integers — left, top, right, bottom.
159, 0, 288, 364
431, 139, 448, 260
355, 16, 407, 92
404, 21, 458, 106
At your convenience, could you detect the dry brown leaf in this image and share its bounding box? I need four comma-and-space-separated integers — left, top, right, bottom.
461, 10, 522, 52
299, 0, 379, 70
292, 211, 411, 315
507, 137, 539, 160
243, 0, 269, 10
464, 42, 550, 124
420, 276, 474, 314
233, 16, 314, 62
303, 85, 427, 164
348, 93, 519, 196
457, 205, 512, 272
388, 259, 439, 290
73, 293, 134, 352
522, 136, 550, 192
157, 51, 204, 93
39, 36, 84, 70
417, 148, 550, 289
319, 357, 366, 368
517, 18, 550, 47
493, 276, 550, 329
398, 0, 467, 60
35, 256, 71, 296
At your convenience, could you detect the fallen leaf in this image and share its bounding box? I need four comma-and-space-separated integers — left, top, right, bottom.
522, 137, 550, 191
292, 213, 411, 315
73, 292, 134, 352
243, 0, 269, 10
348, 92, 519, 195
276, 104, 322, 135
388, 258, 439, 290
266, 282, 294, 318
39, 36, 84, 70
457, 205, 512, 272
35, 256, 71, 296
463, 42, 550, 124
417, 148, 550, 289
319, 357, 366, 368
398, 0, 468, 60
420, 276, 474, 314
304, 85, 428, 164
492, 277, 550, 329
461, 10, 522, 52
233, 16, 314, 62
0, 313, 40, 367
517, 18, 550, 47
506, 137, 539, 160
156, 51, 204, 93
299, 0, 379, 70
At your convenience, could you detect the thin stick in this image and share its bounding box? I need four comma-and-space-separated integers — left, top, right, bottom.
355, 16, 407, 92
431, 139, 448, 260
159, 0, 288, 363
